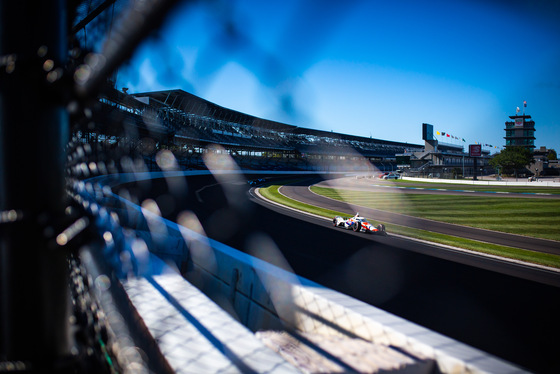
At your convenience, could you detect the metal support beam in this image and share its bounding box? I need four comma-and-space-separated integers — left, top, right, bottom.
71, 0, 117, 35
0, 0, 71, 368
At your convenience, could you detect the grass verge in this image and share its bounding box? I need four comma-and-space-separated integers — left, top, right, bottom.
376, 179, 560, 194
311, 186, 560, 242
259, 184, 560, 269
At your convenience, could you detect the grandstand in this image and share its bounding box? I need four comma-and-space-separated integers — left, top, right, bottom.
79, 86, 423, 172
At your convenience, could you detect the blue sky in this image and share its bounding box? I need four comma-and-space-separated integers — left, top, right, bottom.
117, 0, 560, 153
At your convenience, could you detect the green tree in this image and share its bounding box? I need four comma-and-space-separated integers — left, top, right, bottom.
489, 146, 534, 176
547, 149, 557, 161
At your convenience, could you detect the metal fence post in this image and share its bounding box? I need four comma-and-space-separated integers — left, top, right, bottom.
0, 0, 71, 368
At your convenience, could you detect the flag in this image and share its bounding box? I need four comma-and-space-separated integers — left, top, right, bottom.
523, 100, 527, 107
446, 134, 450, 137
441, 132, 446, 136
436, 131, 441, 135
462, 138, 465, 142
516, 107, 520, 113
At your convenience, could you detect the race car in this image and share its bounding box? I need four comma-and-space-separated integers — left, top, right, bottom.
333, 213, 387, 235
382, 173, 400, 180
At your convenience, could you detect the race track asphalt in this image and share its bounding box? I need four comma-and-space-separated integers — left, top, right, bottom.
278, 177, 560, 255
130, 173, 560, 374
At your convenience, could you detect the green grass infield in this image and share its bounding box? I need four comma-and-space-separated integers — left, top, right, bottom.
373, 179, 560, 194
258, 184, 560, 269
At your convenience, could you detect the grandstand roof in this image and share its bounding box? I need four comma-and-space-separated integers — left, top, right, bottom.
133, 90, 297, 132
292, 127, 420, 148
133, 89, 422, 150
437, 142, 465, 153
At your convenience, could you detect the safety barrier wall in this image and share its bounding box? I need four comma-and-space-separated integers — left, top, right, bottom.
78, 170, 526, 373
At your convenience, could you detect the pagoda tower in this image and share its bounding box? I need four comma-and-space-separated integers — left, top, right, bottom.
504, 114, 535, 151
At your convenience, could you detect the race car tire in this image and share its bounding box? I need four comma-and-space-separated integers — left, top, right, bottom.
353, 222, 361, 232
377, 224, 387, 235
333, 218, 338, 226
